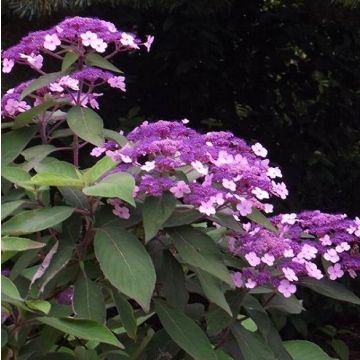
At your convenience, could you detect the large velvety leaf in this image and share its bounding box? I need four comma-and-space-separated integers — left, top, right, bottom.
21, 72, 62, 99
159, 250, 188, 310
85, 53, 123, 73
22, 145, 56, 161
243, 295, 292, 360
83, 156, 119, 184
1, 200, 26, 220
14, 100, 55, 129
73, 276, 105, 323
301, 278, 360, 305
2, 166, 33, 190
283, 340, 335, 360
154, 300, 217, 360
231, 323, 276, 360
2, 126, 37, 165
112, 289, 137, 339
83, 173, 135, 206
37, 317, 124, 348
1, 236, 45, 251
142, 193, 176, 242
67, 106, 104, 146
195, 269, 232, 315
167, 226, 232, 286
2, 207, 74, 235
94, 226, 156, 312
246, 208, 277, 232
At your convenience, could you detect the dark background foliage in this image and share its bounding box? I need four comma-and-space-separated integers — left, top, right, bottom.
2, 0, 360, 357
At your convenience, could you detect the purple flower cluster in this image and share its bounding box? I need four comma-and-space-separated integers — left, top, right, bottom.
229, 211, 360, 297
2, 16, 153, 73
91, 120, 288, 220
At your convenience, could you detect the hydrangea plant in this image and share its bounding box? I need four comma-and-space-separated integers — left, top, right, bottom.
1, 16, 359, 360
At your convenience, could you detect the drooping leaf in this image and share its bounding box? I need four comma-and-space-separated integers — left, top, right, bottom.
167, 226, 232, 286
243, 295, 292, 360
67, 106, 104, 146
35, 157, 79, 179
264, 294, 304, 314
330, 339, 349, 360
1, 275, 22, 301
31, 173, 83, 187
142, 193, 176, 242
246, 208, 277, 232
73, 276, 105, 323
14, 100, 55, 129
25, 300, 51, 314
1, 236, 45, 251
2, 126, 37, 165
37, 317, 124, 348
83, 156, 119, 184
2, 166, 33, 190
1, 200, 26, 220
61, 51, 80, 71
231, 322, 276, 360
283, 340, 335, 360
154, 300, 217, 360
83, 173, 135, 206
195, 269, 232, 315
112, 289, 137, 339
21, 72, 62, 99
301, 278, 360, 305
59, 187, 89, 209
2, 207, 74, 235
94, 226, 156, 312
21, 145, 56, 161
159, 250, 188, 310
164, 208, 202, 227
85, 53, 123, 73
206, 305, 232, 336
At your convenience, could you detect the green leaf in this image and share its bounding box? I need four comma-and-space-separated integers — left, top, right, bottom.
283, 340, 335, 360
195, 269, 232, 315
1, 166, 34, 190
112, 290, 137, 339
154, 300, 217, 360
2, 126, 37, 165
159, 250, 188, 310
59, 188, 89, 209
85, 53, 123, 73
206, 306, 232, 336
14, 100, 55, 129
1, 275, 22, 301
167, 226, 232, 286
25, 300, 51, 314
215, 350, 234, 360
83, 173, 135, 206
37, 317, 124, 348
73, 276, 105, 323
21, 72, 62, 99
164, 208, 202, 227
246, 208, 277, 232
21, 145, 56, 161
1, 236, 45, 251
94, 226, 156, 312
31, 173, 83, 187
330, 339, 349, 360
2, 206, 74, 235
61, 51, 80, 71
104, 129, 128, 147
264, 294, 304, 314
301, 278, 360, 305
1, 200, 26, 220
74, 347, 99, 360
243, 295, 292, 360
231, 323, 276, 360
142, 193, 176, 242
83, 156, 119, 184
67, 106, 104, 146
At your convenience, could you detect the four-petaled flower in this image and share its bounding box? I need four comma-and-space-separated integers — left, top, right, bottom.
278, 279, 297, 298
43, 34, 61, 51
327, 264, 344, 280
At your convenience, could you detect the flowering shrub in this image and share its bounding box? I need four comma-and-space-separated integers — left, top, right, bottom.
1, 16, 359, 360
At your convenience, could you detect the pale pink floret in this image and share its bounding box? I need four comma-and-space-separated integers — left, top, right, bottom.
266, 167, 282, 179
236, 199, 253, 216
210, 193, 225, 206
282, 267, 298, 281
251, 187, 269, 200
328, 263, 344, 280
5, 99, 30, 116
319, 234, 332, 246
141, 161, 156, 172
283, 248, 295, 258
120, 33, 139, 49
305, 262, 323, 279
20, 53, 43, 69
261, 253, 275, 266
43, 34, 61, 51
245, 252, 261, 266
191, 161, 208, 176
80, 31, 98, 46
170, 181, 191, 198
245, 278, 257, 289
2, 58, 14, 73
278, 279, 297, 298
231, 272, 243, 288
144, 35, 154, 52
298, 244, 318, 260
198, 201, 216, 216
271, 181, 288, 199
335, 242, 350, 253
251, 142, 268, 158
92, 38, 108, 53
222, 178, 236, 191
281, 213, 297, 225
323, 248, 340, 263
113, 205, 130, 219
90, 146, 106, 157
108, 76, 126, 91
